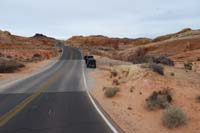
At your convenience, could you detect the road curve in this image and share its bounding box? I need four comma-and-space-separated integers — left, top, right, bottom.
0, 46, 114, 133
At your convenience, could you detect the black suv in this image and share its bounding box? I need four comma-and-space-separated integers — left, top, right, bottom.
84, 56, 96, 68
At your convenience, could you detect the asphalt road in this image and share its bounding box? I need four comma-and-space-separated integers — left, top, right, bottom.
0, 46, 113, 133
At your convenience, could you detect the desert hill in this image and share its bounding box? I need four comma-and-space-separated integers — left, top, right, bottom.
0, 30, 60, 73
66, 28, 200, 72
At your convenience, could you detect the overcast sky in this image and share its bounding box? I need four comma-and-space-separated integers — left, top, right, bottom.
0, 0, 199, 39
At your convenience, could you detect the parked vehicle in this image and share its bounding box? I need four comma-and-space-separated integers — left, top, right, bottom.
84, 56, 96, 68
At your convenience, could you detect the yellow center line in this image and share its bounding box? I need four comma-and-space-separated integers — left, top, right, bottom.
0, 70, 62, 127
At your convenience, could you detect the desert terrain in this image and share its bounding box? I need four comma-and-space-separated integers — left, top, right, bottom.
0, 30, 61, 81
1, 28, 200, 133
66, 28, 200, 133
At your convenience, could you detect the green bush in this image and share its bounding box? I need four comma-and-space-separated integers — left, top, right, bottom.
162, 106, 187, 128
104, 87, 119, 98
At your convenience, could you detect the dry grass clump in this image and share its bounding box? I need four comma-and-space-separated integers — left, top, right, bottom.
146, 89, 172, 110
162, 106, 187, 128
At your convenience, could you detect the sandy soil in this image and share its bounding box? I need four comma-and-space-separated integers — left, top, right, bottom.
90, 64, 200, 133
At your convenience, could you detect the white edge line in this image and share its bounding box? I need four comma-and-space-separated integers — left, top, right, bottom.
0, 47, 64, 91
80, 52, 119, 133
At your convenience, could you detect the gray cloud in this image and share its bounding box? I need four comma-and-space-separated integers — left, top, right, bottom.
0, 0, 199, 39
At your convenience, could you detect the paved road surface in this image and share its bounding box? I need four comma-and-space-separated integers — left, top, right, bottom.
0, 46, 113, 133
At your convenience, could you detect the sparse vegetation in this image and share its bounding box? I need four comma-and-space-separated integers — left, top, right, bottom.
32, 53, 42, 61
146, 89, 172, 110
129, 86, 135, 93
104, 87, 119, 98
6, 55, 12, 59
110, 70, 118, 78
58, 49, 62, 53
184, 62, 193, 70
0, 58, 25, 73
128, 47, 153, 64
171, 72, 175, 76
196, 95, 200, 102
112, 79, 119, 86
153, 55, 174, 66
128, 49, 174, 67
162, 106, 187, 128
149, 63, 164, 75
0, 53, 3, 57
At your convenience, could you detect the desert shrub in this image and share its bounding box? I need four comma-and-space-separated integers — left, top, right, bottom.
149, 63, 164, 75
171, 72, 175, 76
6, 55, 12, 59
196, 96, 200, 102
110, 70, 118, 78
134, 47, 146, 57
129, 86, 135, 93
32, 53, 42, 61
128, 47, 153, 64
104, 87, 119, 98
146, 89, 172, 110
184, 62, 193, 70
58, 49, 62, 53
112, 79, 119, 86
0, 58, 25, 73
128, 47, 174, 66
153, 55, 174, 66
0, 53, 3, 57
162, 106, 187, 128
